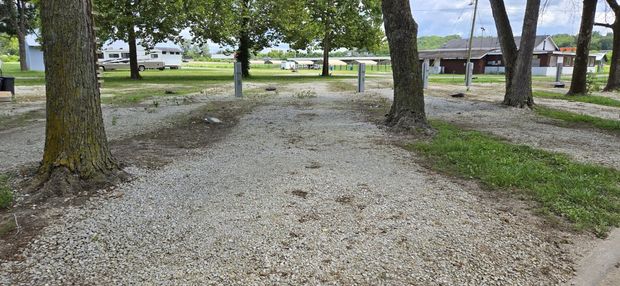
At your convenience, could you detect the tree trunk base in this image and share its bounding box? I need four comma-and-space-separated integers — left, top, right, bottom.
385, 109, 431, 132
502, 96, 533, 108
603, 84, 620, 92
29, 166, 128, 200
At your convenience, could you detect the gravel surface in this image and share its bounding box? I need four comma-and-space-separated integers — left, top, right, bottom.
0, 100, 209, 172
1, 97, 580, 285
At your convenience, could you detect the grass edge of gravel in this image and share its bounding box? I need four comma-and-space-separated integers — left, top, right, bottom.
405, 120, 620, 237
533, 90, 620, 108
533, 106, 620, 133
0, 174, 13, 210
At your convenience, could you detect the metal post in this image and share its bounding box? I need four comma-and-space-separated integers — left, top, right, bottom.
422, 59, 430, 89
555, 63, 563, 83
357, 63, 366, 93
234, 62, 242, 97
465, 0, 479, 91
465, 62, 474, 88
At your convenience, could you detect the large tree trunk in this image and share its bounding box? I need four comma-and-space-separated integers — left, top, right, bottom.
322, 35, 330, 77
604, 19, 620, 91
127, 24, 142, 80
568, 0, 598, 95
39, 0, 120, 194
381, 0, 428, 129
489, 0, 517, 98
490, 0, 540, 107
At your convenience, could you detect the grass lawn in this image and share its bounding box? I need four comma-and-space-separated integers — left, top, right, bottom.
409, 121, 620, 237
533, 91, 620, 108
534, 106, 620, 133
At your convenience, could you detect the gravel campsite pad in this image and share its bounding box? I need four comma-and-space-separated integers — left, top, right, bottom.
1, 97, 585, 285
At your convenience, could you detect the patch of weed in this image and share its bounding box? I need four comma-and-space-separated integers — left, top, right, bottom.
534, 91, 620, 108
408, 121, 620, 237
534, 106, 620, 133
0, 175, 13, 210
294, 90, 317, 99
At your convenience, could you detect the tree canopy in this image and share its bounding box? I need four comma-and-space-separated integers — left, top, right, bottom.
280, 0, 384, 76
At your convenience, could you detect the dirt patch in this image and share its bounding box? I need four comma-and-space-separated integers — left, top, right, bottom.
291, 190, 308, 199
111, 100, 256, 169
0, 99, 256, 261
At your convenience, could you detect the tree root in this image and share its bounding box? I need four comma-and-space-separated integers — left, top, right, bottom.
385, 110, 434, 134
27, 166, 128, 202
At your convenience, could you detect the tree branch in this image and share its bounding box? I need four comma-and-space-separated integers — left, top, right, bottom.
595, 22, 614, 28
606, 0, 620, 14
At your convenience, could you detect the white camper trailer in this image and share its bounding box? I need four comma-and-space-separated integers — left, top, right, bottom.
99, 41, 183, 69
280, 61, 297, 70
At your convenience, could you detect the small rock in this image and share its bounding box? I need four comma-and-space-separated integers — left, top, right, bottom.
204, 117, 222, 124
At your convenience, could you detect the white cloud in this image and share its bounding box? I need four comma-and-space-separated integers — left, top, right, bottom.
411, 0, 613, 36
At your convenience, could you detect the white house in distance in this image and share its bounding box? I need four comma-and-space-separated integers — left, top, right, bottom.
99, 40, 183, 69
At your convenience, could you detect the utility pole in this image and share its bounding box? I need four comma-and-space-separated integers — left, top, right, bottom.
465, 0, 479, 91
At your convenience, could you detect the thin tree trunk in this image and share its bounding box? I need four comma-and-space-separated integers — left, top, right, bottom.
8, 0, 29, 71
381, 0, 428, 129
489, 0, 517, 98
238, 0, 251, 78
127, 24, 142, 80
239, 31, 251, 78
17, 30, 28, 71
568, 0, 598, 95
505, 0, 540, 107
322, 35, 330, 77
39, 0, 120, 194
490, 0, 540, 107
604, 19, 620, 91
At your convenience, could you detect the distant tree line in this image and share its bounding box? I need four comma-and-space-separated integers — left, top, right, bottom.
553, 32, 614, 50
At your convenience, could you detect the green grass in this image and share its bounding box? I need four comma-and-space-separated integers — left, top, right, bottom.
535, 106, 620, 133
408, 121, 620, 236
0, 175, 12, 210
534, 91, 620, 108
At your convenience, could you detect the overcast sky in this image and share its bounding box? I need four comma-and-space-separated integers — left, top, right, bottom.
206, 0, 616, 53
413, 0, 614, 37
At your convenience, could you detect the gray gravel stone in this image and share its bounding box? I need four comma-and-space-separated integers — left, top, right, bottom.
1, 96, 580, 285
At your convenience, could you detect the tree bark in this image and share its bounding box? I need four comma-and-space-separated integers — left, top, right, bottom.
599, 0, 620, 91
322, 35, 330, 76
490, 0, 540, 107
489, 0, 517, 98
381, 0, 428, 129
238, 0, 251, 78
16, 29, 28, 71
39, 0, 120, 194
127, 24, 142, 80
17, 0, 28, 71
239, 31, 251, 78
568, 0, 598, 95
605, 20, 620, 91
